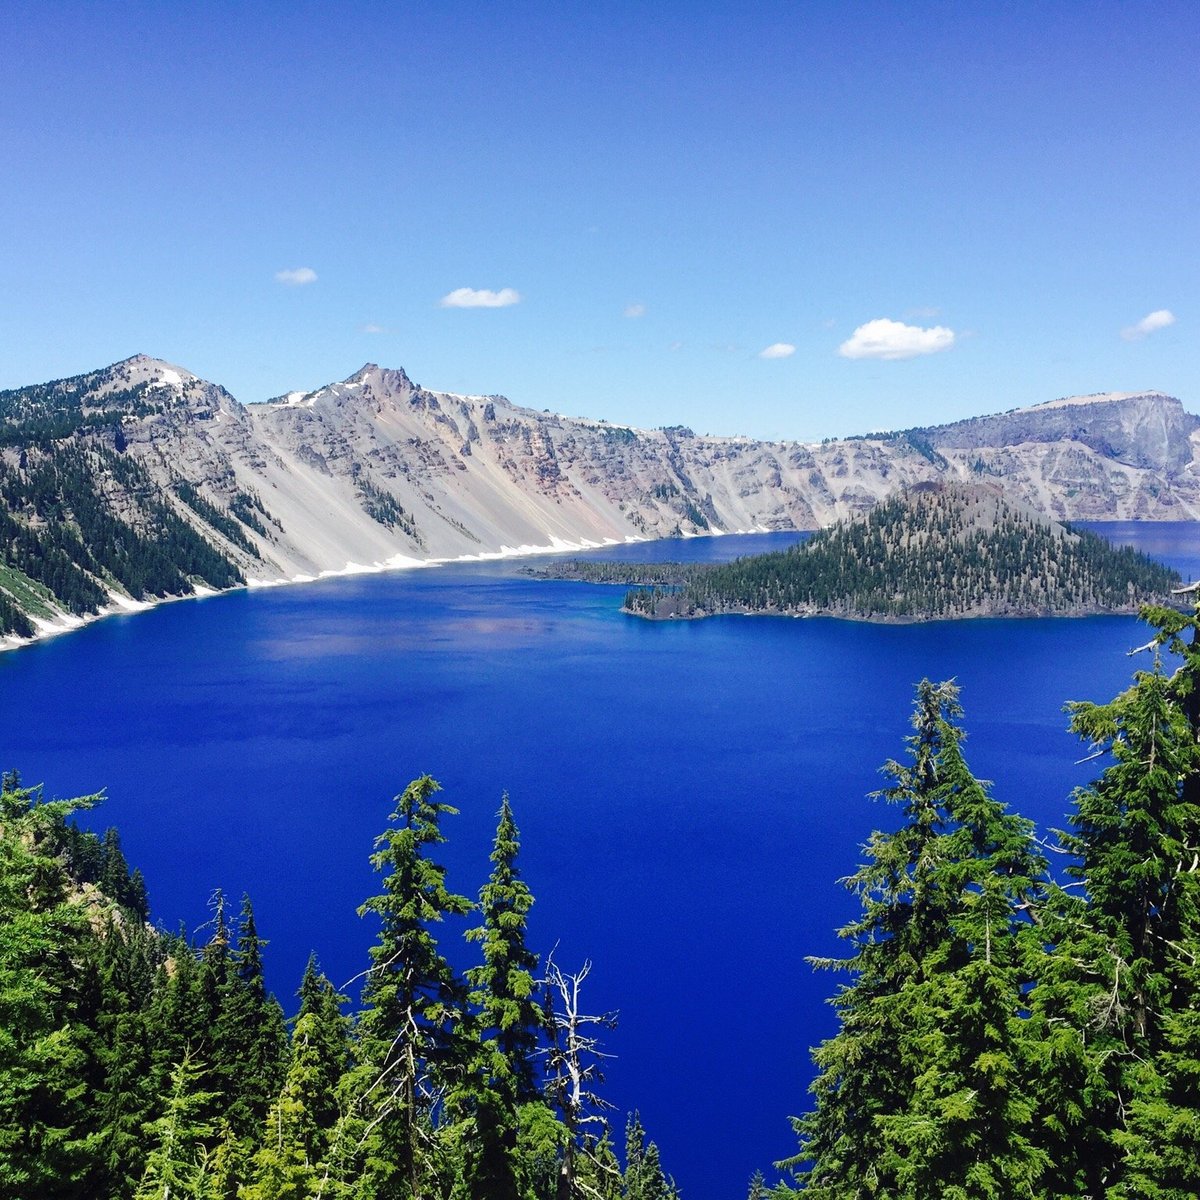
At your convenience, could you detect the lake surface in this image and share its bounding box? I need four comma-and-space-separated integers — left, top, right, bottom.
4, 524, 1199, 1199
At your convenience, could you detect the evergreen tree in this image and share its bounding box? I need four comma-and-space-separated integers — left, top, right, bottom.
351, 775, 473, 1198
457, 794, 547, 1200
148, 931, 206, 1099
294, 956, 350, 1139
95, 916, 167, 1200
92, 825, 150, 919
214, 894, 288, 1141
135, 1051, 218, 1200
874, 714, 1048, 1199
782, 681, 958, 1196
243, 1012, 330, 1200
467, 795, 542, 1102
1040, 629, 1200, 1196
780, 681, 1046, 1198
0, 773, 104, 1200
572, 1130, 622, 1200
623, 1112, 677, 1200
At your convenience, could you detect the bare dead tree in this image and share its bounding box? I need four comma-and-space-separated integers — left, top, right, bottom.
540, 954, 619, 1200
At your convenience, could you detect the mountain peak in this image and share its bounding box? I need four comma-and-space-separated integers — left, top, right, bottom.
344, 363, 415, 391
107, 354, 197, 389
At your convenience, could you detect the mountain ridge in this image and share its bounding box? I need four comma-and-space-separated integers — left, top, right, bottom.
2, 355, 1199, 646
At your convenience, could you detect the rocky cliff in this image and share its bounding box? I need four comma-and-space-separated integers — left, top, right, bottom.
2, 355, 1198, 643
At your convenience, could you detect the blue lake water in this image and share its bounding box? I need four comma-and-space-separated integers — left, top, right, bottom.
4, 524, 1199, 1199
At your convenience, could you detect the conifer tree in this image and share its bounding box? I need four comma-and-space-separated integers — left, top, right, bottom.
135, 1051, 218, 1200
351, 775, 473, 1197
457, 794, 547, 1200
149, 931, 205, 1095
243, 1011, 331, 1200
874, 709, 1048, 1198
1040, 631, 1200, 1196
95, 916, 167, 1200
294, 956, 350, 1140
467, 795, 542, 1101
781, 681, 1046, 1198
99, 827, 146, 916
0, 773, 104, 1200
565, 1130, 621, 1200
214, 894, 288, 1141
782, 681, 957, 1195
623, 1112, 677, 1200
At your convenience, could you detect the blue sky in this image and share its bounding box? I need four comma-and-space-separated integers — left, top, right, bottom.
3, 1, 1195, 439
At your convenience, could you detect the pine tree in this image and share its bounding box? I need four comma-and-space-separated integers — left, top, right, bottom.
214, 894, 288, 1141
457, 794, 547, 1200
467, 795, 542, 1102
98, 827, 147, 916
135, 1051, 218, 1200
242, 1011, 333, 1200
148, 931, 205, 1099
351, 775, 473, 1198
623, 1112, 677, 1200
95, 916, 167, 1200
781, 681, 957, 1196
294, 956, 350, 1139
874, 711, 1047, 1199
780, 681, 1046, 1198
0, 773, 105, 1200
1042, 624, 1200, 1196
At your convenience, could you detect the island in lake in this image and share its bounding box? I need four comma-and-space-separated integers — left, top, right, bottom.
534, 483, 1183, 622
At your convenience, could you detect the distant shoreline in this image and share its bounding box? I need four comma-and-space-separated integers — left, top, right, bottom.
0, 532, 652, 656
2, 519, 1182, 655
619, 600, 1156, 625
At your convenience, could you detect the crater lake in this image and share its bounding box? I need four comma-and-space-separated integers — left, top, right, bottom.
5, 523, 1199, 1200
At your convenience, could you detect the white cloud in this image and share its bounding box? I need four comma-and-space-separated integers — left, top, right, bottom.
758, 342, 796, 360
624, 302, 646, 318
1121, 309, 1176, 341
838, 317, 955, 361
275, 267, 317, 286
440, 287, 521, 309
361, 323, 384, 334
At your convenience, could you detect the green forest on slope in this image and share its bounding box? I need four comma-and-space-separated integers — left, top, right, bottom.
0, 774, 680, 1200
606, 486, 1180, 621
0, 368, 269, 639
0, 444, 246, 639
762, 600, 1200, 1199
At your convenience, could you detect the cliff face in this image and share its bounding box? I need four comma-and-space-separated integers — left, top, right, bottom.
914, 391, 1200, 471
2, 355, 1199, 640
234, 364, 943, 575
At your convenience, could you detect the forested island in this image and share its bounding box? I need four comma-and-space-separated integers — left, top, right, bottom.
538, 484, 1182, 621
7, 599, 1200, 1198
